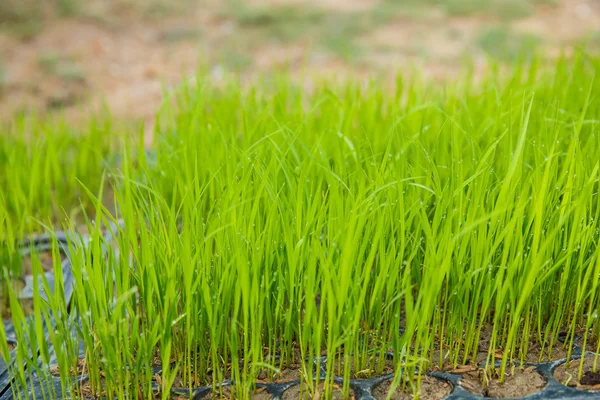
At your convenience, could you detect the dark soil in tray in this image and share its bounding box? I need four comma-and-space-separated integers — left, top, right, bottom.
282, 382, 355, 400
203, 384, 273, 400
454, 337, 571, 365
372, 376, 451, 400
257, 367, 302, 383
521, 340, 570, 364
574, 333, 600, 354
1, 278, 30, 319
1, 248, 67, 319
332, 356, 395, 379
50, 353, 308, 399
43, 332, 598, 399
168, 365, 303, 398
459, 366, 546, 398
431, 325, 572, 368
21, 249, 66, 275
554, 357, 600, 391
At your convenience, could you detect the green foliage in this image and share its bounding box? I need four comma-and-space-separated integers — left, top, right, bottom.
56, 0, 80, 17
223, 2, 370, 60
0, 0, 42, 39
414, 0, 544, 18
493, 0, 535, 19
445, 0, 489, 15
2, 54, 600, 398
0, 115, 123, 235
477, 27, 540, 60
38, 52, 86, 82
228, 2, 324, 42
218, 50, 253, 71
0, 0, 38, 23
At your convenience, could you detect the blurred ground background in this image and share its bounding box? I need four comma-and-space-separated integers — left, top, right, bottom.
1, 0, 599, 132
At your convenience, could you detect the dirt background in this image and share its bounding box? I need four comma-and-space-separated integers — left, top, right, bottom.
1, 0, 599, 131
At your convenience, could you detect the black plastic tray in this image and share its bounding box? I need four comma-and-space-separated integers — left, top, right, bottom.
3, 229, 600, 400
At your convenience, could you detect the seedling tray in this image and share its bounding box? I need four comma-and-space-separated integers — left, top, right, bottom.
2, 231, 600, 400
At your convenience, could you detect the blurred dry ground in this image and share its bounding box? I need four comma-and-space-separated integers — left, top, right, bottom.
0, 0, 599, 129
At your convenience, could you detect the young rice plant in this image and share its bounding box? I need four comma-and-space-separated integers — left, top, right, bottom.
1, 53, 600, 399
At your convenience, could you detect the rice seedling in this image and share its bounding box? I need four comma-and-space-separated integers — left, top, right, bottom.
1, 52, 600, 399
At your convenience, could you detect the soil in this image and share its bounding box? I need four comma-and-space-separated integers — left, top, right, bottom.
1, 248, 67, 319
515, 0, 600, 43
204, 384, 273, 400
574, 332, 600, 354
331, 356, 395, 379
51, 358, 163, 398
432, 326, 566, 397
244, 0, 378, 12
554, 357, 600, 391
167, 361, 307, 392
49, 352, 308, 399
282, 382, 355, 400
50, 359, 105, 398
1, 0, 599, 141
430, 324, 572, 368
0, 278, 30, 319
42, 335, 590, 398
0, 298, 34, 319
1, 248, 66, 277
55, 363, 348, 399
21, 249, 67, 275
257, 366, 302, 383
459, 366, 546, 398
372, 376, 451, 400
521, 340, 570, 364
